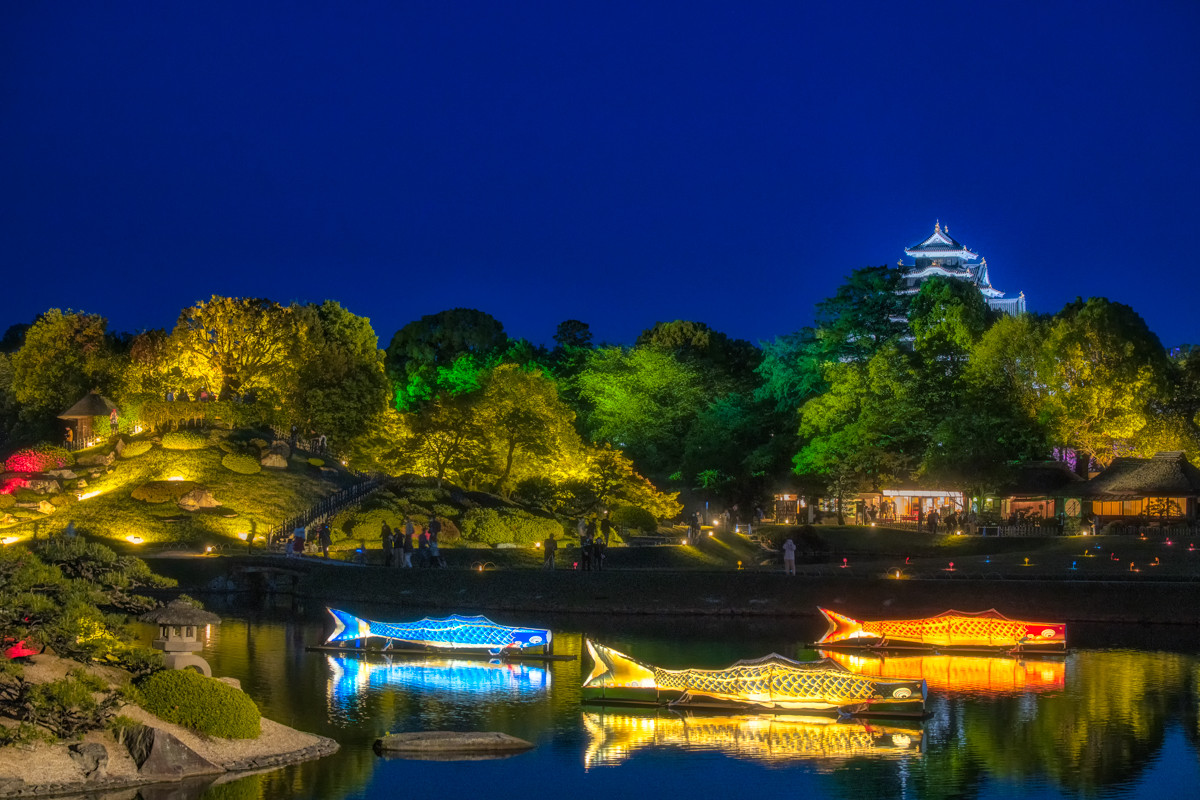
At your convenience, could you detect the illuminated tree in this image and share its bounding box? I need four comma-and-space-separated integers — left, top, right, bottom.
10, 309, 117, 420
813, 265, 909, 363
577, 346, 705, 479
403, 395, 484, 488
1035, 298, 1169, 466
170, 296, 297, 397
385, 308, 508, 409
635, 319, 760, 396
474, 365, 580, 498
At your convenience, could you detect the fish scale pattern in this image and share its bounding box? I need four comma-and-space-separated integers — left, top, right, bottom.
654, 664, 881, 704
371, 615, 519, 647
872, 615, 1028, 647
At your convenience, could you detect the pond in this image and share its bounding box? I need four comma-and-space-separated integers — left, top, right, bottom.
154, 600, 1200, 800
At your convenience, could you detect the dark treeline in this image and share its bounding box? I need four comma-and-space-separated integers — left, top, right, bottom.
1, 268, 1195, 521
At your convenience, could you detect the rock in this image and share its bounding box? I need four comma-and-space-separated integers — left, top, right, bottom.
177, 488, 221, 511
216, 676, 242, 690
26, 479, 61, 494
0, 778, 26, 793
269, 440, 291, 459
0, 514, 14, 525
113, 438, 126, 457
67, 742, 109, 779
125, 725, 223, 780
77, 452, 115, 467
36, 500, 56, 515
76, 479, 88, 488
46, 469, 78, 480
374, 731, 534, 759
495, 542, 518, 549
260, 453, 288, 469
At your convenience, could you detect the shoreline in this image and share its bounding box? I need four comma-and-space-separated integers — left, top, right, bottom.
150, 556, 1200, 625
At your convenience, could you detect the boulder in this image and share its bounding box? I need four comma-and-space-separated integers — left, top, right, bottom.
26, 479, 61, 495
260, 453, 288, 469
124, 725, 222, 780
46, 469, 78, 480
36, 500, 56, 515
113, 438, 126, 457
269, 441, 291, 459
76, 452, 115, 467
67, 742, 109, 779
177, 488, 221, 511
76, 479, 88, 488
0, 514, 14, 526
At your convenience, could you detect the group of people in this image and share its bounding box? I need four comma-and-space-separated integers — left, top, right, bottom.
541, 514, 612, 571
380, 516, 445, 568
287, 521, 332, 558
916, 507, 975, 534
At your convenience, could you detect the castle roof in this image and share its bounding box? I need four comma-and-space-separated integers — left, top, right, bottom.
904, 222, 979, 261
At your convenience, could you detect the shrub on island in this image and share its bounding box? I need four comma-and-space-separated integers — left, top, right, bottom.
459, 507, 560, 546
136, 669, 261, 739
222, 453, 262, 475
161, 431, 209, 451
121, 440, 153, 458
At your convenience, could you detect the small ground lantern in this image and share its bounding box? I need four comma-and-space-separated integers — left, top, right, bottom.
140, 599, 221, 677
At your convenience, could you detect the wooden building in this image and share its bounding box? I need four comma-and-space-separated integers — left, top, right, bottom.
1076, 451, 1200, 526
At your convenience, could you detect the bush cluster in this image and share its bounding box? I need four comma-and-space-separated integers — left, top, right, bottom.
609, 504, 657, 533
307, 457, 324, 467
136, 669, 261, 739
5, 444, 74, 473
221, 453, 262, 475
131, 481, 200, 504
121, 441, 153, 458
161, 431, 210, 450
459, 507, 560, 546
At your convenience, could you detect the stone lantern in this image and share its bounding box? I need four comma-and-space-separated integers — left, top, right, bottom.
140, 599, 221, 677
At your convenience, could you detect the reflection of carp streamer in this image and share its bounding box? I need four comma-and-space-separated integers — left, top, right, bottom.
817, 608, 1067, 651
583, 640, 925, 716
821, 650, 1066, 694
325, 609, 551, 654
326, 655, 549, 704
582, 711, 922, 768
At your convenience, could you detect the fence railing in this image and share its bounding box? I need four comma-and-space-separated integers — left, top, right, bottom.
267, 475, 385, 548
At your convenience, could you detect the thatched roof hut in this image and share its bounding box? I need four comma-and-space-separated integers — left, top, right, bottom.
57, 391, 118, 444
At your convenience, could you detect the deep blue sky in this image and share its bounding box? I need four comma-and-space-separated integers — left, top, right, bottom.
3, 1, 1198, 349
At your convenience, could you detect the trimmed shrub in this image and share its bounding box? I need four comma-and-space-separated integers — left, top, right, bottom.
307, 457, 324, 467
460, 508, 560, 546
121, 441, 153, 458
609, 504, 657, 533
431, 502, 459, 520
219, 441, 237, 454
0, 494, 14, 510
161, 431, 209, 450
406, 487, 445, 504
131, 481, 201, 504
222, 453, 262, 475
137, 669, 261, 739
5, 444, 74, 473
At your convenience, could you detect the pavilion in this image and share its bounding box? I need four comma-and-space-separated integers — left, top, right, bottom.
57, 391, 117, 447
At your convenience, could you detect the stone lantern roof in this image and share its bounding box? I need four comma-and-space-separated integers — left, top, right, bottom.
140, 599, 221, 627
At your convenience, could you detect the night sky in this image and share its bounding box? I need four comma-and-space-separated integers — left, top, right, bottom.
3, 2, 1198, 349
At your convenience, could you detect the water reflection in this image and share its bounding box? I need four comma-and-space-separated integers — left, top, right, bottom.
583, 710, 922, 769
821, 650, 1066, 695
326, 655, 549, 720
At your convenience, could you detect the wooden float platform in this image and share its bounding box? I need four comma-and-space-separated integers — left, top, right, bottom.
307, 643, 576, 662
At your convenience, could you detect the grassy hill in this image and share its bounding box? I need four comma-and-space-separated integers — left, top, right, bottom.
0, 429, 355, 548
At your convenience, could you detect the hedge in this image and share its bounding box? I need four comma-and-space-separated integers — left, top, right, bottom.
459, 507, 560, 546
161, 431, 209, 450
131, 481, 200, 504
221, 453, 262, 475
121, 441, 153, 458
137, 669, 261, 739
609, 504, 657, 533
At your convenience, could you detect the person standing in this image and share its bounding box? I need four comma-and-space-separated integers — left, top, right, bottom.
109, 408, 119, 434
417, 527, 430, 568
381, 522, 394, 567
428, 515, 444, 567
292, 524, 306, 556
783, 536, 797, 575
402, 520, 415, 568
600, 513, 612, 546
318, 522, 332, 559
582, 518, 596, 571
543, 535, 558, 570
928, 509, 940, 535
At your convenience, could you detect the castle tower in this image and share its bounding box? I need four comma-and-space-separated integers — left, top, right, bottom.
898, 222, 1025, 315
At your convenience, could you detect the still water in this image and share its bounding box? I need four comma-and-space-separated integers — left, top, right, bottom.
176, 601, 1200, 800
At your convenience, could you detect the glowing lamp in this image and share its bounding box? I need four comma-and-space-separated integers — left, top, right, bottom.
205, 546, 213, 554
870, 522, 876, 527
168, 476, 184, 482
2, 537, 18, 545
534, 541, 541, 548
1165, 538, 1173, 546
236, 532, 249, 541
955, 530, 962, 536
840, 558, 849, 568
680, 538, 687, 545
77, 490, 101, 501
894, 570, 900, 579
707, 531, 713, 537
126, 535, 144, 544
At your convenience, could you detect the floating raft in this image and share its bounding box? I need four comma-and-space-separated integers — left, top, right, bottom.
581, 640, 926, 718
815, 608, 1068, 652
